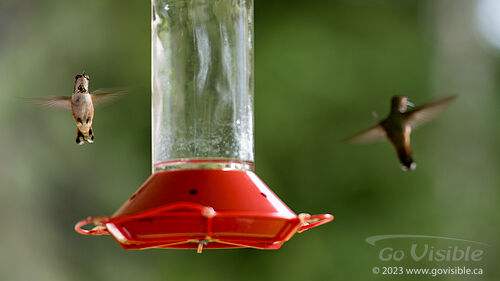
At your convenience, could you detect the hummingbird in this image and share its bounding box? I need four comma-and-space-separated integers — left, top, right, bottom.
27, 72, 126, 145
346, 95, 456, 171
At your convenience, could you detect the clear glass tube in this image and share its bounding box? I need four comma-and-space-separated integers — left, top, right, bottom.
151, 0, 254, 172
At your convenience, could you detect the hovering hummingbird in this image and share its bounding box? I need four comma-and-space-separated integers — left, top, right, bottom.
346, 95, 456, 171
27, 72, 126, 145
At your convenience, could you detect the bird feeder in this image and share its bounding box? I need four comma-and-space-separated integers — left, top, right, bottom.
75, 0, 333, 252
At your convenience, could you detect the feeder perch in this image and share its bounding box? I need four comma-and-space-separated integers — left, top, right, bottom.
75, 0, 333, 251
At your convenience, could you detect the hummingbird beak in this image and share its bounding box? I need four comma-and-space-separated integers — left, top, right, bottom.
406, 100, 415, 108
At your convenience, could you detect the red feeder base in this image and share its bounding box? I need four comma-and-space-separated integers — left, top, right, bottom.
75, 169, 333, 252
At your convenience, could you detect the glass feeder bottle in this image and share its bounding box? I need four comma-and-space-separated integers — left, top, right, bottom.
152, 0, 254, 172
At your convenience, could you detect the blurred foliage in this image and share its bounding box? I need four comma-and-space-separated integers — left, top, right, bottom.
0, 0, 498, 281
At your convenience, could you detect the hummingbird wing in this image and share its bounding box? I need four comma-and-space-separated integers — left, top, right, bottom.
345, 124, 387, 143
404, 95, 456, 129
24, 96, 72, 110
90, 89, 127, 106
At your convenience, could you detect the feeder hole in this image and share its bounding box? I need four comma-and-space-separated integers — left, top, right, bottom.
189, 189, 198, 195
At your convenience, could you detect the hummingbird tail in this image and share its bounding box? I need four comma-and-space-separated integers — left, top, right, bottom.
397, 148, 416, 171
400, 160, 416, 171
75, 128, 94, 145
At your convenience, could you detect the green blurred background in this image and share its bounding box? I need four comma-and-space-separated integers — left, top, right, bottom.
0, 0, 499, 280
